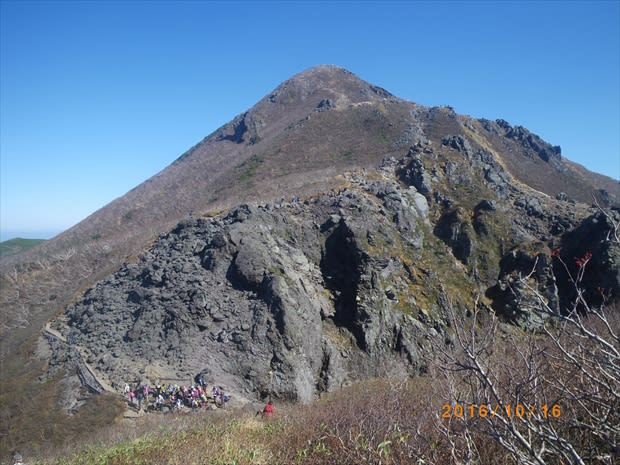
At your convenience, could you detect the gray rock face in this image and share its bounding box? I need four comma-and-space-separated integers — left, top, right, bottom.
442, 135, 473, 157
56, 174, 435, 403
493, 119, 562, 167
399, 150, 433, 197
488, 243, 559, 330
315, 98, 334, 112
434, 207, 476, 264
47, 132, 618, 407
555, 210, 620, 308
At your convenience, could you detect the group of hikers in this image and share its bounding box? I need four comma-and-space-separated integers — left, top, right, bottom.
123, 374, 230, 412
123, 373, 277, 419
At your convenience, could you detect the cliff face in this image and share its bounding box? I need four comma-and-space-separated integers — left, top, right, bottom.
46, 145, 620, 407
49, 167, 438, 403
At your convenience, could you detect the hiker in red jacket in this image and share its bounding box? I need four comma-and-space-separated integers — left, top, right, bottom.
262, 400, 275, 418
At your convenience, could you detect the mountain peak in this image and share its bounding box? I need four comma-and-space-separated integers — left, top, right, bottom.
293, 64, 355, 80
266, 65, 394, 108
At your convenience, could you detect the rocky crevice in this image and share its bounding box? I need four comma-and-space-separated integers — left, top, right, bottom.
320, 219, 366, 349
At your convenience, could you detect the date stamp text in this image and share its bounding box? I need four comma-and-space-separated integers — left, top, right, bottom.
441, 403, 562, 419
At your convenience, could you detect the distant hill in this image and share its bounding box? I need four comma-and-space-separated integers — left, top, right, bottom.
0, 237, 46, 258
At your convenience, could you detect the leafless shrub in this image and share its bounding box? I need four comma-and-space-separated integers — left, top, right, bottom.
433, 247, 619, 464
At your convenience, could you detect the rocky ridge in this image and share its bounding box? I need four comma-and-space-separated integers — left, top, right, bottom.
47, 137, 620, 407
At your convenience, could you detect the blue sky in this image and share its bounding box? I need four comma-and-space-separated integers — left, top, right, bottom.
1, 0, 619, 241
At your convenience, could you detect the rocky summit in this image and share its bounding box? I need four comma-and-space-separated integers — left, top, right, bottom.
2, 65, 620, 422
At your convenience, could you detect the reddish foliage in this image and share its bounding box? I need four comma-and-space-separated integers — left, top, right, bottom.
574, 251, 592, 267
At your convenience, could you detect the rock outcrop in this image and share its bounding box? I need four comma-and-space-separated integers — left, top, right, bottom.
51, 171, 443, 403
47, 144, 620, 406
